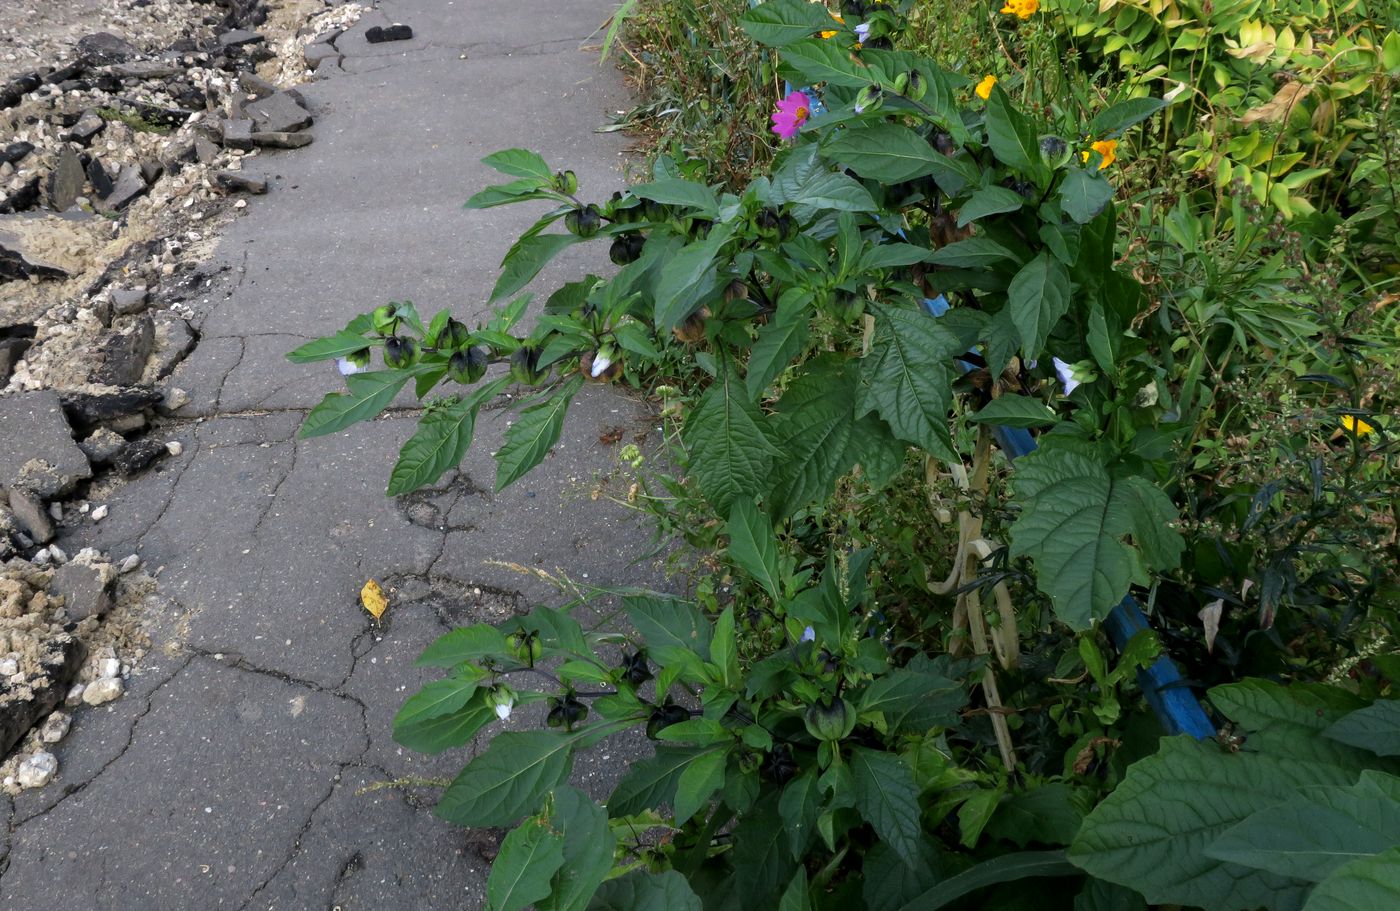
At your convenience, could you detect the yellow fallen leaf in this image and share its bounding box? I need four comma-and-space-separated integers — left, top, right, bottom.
361, 579, 388, 619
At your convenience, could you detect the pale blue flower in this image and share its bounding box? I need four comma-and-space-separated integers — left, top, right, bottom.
801, 626, 816, 643
854, 22, 871, 43
337, 357, 367, 376
1052, 356, 1080, 395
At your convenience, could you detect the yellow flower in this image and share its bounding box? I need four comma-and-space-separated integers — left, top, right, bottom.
1000, 0, 1039, 19
1341, 415, 1375, 436
1081, 138, 1118, 170
975, 75, 998, 100
820, 12, 844, 39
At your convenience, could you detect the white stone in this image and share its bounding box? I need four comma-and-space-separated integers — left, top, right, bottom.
48, 502, 62, 521
119, 555, 141, 574
165, 441, 183, 456
97, 658, 121, 679
0, 658, 16, 676
39, 712, 71, 744
65, 683, 85, 706
32, 548, 51, 566
82, 677, 124, 705
17, 751, 57, 789
48, 545, 68, 564
90, 505, 109, 521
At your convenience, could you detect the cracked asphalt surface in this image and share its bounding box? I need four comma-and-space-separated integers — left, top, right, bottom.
0, 1, 661, 906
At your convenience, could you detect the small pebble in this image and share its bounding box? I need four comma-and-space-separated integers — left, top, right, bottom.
0, 658, 17, 676
119, 555, 142, 574
48, 502, 62, 521
65, 683, 85, 707
39, 712, 71, 744
17, 752, 58, 789
97, 657, 121, 679
90, 505, 109, 522
82, 677, 124, 705
166, 441, 183, 456
32, 548, 52, 566
49, 544, 68, 564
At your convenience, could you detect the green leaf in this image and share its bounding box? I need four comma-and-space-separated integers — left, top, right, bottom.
540, 786, 617, 911
393, 697, 495, 754
673, 746, 730, 822
824, 124, 947, 183
1068, 736, 1358, 910
1073, 879, 1147, 911
652, 224, 734, 329
495, 376, 583, 491
608, 745, 710, 817
437, 730, 581, 827
482, 148, 553, 181
587, 871, 702, 910
625, 595, 713, 662
955, 185, 1025, 227
1088, 98, 1167, 138
851, 747, 925, 869
1325, 699, 1400, 757
682, 361, 781, 512
779, 771, 821, 860
388, 379, 508, 495
1212, 679, 1377, 769
969, 395, 1058, 429
984, 86, 1046, 183
727, 500, 782, 600
733, 791, 796, 904
859, 666, 966, 734
778, 37, 873, 89
301, 371, 409, 438
1302, 845, 1400, 911
863, 840, 939, 908
860, 243, 932, 270
1385, 30, 1400, 72
631, 179, 719, 216
712, 606, 740, 688
899, 851, 1079, 911
488, 814, 567, 911
492, 233, 581, 303
746, 291, 812, 398
1059, 168, 1116, 224
778, 867, 811, 911
739, 0, 843, 47
857, 302, 963, 460
287, 331, 373, 364
787, 171, 879, 213
1008, 252, 1071, 360
1205, 771, 1400, 883
393, 675, 479, 729
1010, 447, 1183, 628
985, 783, 1085, 847
927, 236, 1020, 268
416, 624, 509, 667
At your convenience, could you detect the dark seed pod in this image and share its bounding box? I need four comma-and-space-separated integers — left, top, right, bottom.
646, 701, 691, 739
441, 317, 472, 351
620, 650, 653, 687
510, 344, 544, 384
447, 346, 488, 385
777, 213, 800, 242
671, 307, 709, 344
761, 744, 798, 784
754, 207, 781, 238
565, 204, 602, 238
546, 702, 567, 728
610, 232, 645, 265
371, 304, 398, 336
383, 336, 419, 369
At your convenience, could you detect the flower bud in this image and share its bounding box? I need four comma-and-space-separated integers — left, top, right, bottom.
1039, 134, 1071, 170
553, 170, 578, 194
383, 336, 419, 369
565, 204, 602, 238
510, 344, 544, 384
581, 346, 623, 383
337, 348, 371, 376
371, 304, 398, 336
906, 70, 928, 102
488, 685, 516, 722
803, 696, 854, 742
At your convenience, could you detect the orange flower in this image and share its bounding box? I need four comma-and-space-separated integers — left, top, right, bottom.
1341, 415, 1375, 436
1081, 138, 1118, 170
1000, 0, 1039, 19
820, 12, 844, 39
975, 75, 998, 100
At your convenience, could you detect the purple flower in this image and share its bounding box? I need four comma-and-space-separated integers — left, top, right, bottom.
800, 626, 816, 643
1052, 356, 1080, 395
854, 22, 871, 43
771, 90, 812, 140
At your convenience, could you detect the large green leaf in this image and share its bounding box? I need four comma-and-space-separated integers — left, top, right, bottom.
863, 841, 940, 908
673, 745, 730, 823
540, 786, 617, 911
682, 362, 781, 512
824, 124, 947, 183
778, 37, 872, 89
388, 378, 509, 495
393, 697, 495, 754
768, 357, 904, 517
969, 395, 1058, 429
287, 331, 374, 364
726, 500, 782, 600
899, 851, 1079, 911
1008, 252, 1071, 360
1325, 699, 1400, 757
416, 624, 509, 667
857, 302, 964, 460
587, 871, 702, 910
859, 666, 965, 734
631, 179, 719, 217
985, 85, 1046, 184
1059, 168, 1116, 225
1212, 679, 1378, 769
437, 730, 582, 827
393, 675, 479, 729
955, 185, 1026, 227
1010, 447, 1183, 628
1068, 736, 1359, 910
1088, 98, 1167, 138
1302, 845, 1400, 911
739, 0, 844, 47
746, 291, 813, 399
850, 747, 925, 869
482, 148, 553, 181
779, 771, 821, 860
495, 376, 583, 491
608, 744, 710, 817
732, 791, 796, 906
492, 233, 581, 303
985, 783, 1085, 847
1205, 771, 1400, 883
624, 595, 713, 662
301, 370, 410, 438
927, 236, 1020, 268
488, 814, 567, 911
652, 224, 734, 329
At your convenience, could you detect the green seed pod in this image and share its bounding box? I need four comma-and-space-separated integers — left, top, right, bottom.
753, 207, 781, 238
803, 696, 854, 742
609, 232, 645, 265
448, 347, 488, 385
441, 318, 472, 351
343, 348, 372, 371
1039, 134, 1072, 170
565, 204, 602, 238
554, 170, 578, 194
383, 336, 419, 369
510, 344, 544, 384
893, 72, 909, 94
906, 69, 928, 102
854, 85, 884, 115
371, 304, 398, 336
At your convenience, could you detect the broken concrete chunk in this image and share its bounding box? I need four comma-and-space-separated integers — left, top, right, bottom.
0, 217, 72, 280
365, 24, 414, 43
250, 131, 313, 150
46, 147, 85, 212
219, 29, 265, 48
112, 438, 166, 476
0, 142, 34, 166
78, 428, 127, 466
221, 119, 255, 151
245, 92, 312, 133
0, 391, 92, 495
39, 711, 71, 744
82, 676, 124, 705
109, 60, 181, 79
89, 314, 155, 386
146, 315, 195, 380
93, 165, 148, 214
110, 285, 149, 315
53, 560, 116, 622
239, 72, 277, 99
58, 385, 162, 429
213, 170, 267, 194
68, 111, 106, 146
16, 751, 57, 788
6, 488, 55, 544
304, 43, 341, 71
77, 33, 138, 66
